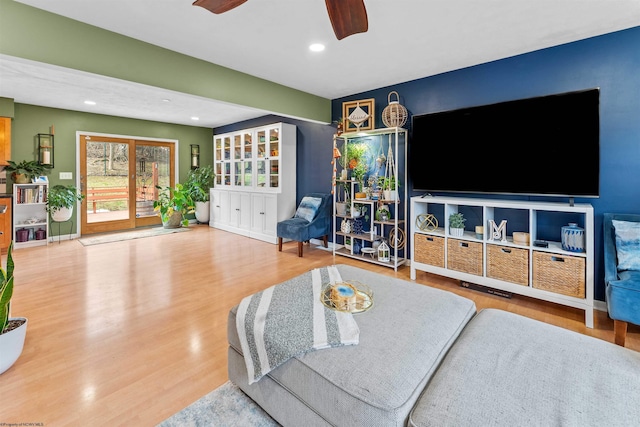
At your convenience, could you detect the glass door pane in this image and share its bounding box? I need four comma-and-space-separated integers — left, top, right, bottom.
269, 159, 279, 188
257, 159, 267, 189
135, 144, 170, 219
214, 137, 223, 186
85, 140, 130, 224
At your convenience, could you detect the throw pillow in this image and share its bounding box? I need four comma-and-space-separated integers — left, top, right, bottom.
612, 220, 640, 271
294, 197, 322, 222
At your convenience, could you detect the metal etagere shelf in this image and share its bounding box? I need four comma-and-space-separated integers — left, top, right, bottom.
332, 127, 408, 271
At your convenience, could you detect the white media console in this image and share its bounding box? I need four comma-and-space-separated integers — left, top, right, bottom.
410, 196, 594, 327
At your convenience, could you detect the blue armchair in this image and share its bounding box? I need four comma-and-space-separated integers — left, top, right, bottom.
603, 213, 640, 346
277, 193, 332, 257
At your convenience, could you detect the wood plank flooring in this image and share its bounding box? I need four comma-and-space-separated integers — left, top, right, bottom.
0, 225, 637, 425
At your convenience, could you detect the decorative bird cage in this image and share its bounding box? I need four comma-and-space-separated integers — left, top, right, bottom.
377, 238, 390, 262
381, 91, 408, 128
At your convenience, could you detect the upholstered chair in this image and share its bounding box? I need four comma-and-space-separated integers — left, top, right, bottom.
277, 193, 332, 257
603, 213, 640, 346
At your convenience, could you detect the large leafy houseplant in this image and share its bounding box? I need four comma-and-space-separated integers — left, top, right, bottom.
5, 160, 49, 183
46, 185, 85, 215
185, 165, 214, 203
153, 183, 194, 227
0, 241, 27, 375
340, 142, 369, 170
0, 241, 15, 334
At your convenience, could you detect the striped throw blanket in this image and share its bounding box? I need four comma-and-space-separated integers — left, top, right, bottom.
236, 266, 360, 384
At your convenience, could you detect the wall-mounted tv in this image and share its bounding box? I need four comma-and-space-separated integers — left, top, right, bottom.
410, 88, 600, 198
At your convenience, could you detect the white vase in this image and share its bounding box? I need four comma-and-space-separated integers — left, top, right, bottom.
195, 201, 210, 223
450, 227, 464, 237
51, 206, 73, 222
0, 317, 28, 375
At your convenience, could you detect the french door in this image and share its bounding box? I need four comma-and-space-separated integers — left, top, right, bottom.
79, 134, 175, 235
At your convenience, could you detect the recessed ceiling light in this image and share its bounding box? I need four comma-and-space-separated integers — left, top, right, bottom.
191, 117, 200, 121
309, 43, 325, 52
84, 100, 96, 105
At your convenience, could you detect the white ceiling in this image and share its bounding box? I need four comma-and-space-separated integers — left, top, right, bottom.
1, 0, 639, 128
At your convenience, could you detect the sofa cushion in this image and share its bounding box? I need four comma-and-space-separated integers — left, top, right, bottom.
612, 219, 640, 271
409, 309, 640, 426
228, 264, 476, 427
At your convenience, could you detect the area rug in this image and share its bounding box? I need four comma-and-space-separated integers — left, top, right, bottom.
157, 381, 279, 427
78, 226, 191, 246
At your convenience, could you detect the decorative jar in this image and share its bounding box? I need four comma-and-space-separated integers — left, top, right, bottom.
561, 223, 585, 252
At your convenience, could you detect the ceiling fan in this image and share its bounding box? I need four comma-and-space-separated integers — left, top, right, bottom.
193, 0, 368, 40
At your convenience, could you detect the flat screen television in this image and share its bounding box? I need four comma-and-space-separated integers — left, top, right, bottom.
409, 88, 600, 198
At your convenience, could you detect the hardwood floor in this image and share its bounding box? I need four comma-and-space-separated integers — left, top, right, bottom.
1, 225, 638, 425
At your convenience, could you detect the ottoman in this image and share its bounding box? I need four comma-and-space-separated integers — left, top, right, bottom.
228, 264, 476, 426
409, 309, 640, 426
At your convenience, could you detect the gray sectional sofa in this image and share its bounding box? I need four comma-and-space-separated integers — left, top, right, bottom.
228, 265, 640, 426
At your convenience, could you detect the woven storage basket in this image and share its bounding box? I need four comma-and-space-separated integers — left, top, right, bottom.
532, 251, 585, 298
414, 234, 444, 267
487, 245, 529, 286
447, 239, 483, 276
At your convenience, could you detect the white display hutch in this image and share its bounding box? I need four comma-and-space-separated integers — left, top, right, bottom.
410, 195, 594, 327
13, 182, 49, 249
332, 127, 407, 271
210, 123, 296, 244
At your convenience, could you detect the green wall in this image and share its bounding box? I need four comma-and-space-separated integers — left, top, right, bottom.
0, 0, 330, 123
11, 102, 213, 235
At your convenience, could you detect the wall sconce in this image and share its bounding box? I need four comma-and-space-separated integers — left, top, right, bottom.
38, 133, 54, 167
191, 144, 200, 169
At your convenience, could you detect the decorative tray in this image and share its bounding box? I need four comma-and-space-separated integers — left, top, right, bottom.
320, 281, 373, 314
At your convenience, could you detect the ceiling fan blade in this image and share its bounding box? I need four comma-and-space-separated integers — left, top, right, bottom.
193, 0, 248, 14
325, 0, 368, 40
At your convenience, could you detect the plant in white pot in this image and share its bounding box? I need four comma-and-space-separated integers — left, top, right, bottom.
185, 165, 214, 224
449, 212, 466, 237
46, 185, 85, 222
380, 176, 399, 201
0, 242, 27, 375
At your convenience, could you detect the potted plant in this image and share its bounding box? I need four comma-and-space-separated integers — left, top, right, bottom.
449, 212, 466, 237
380, 176, 399, 201
0, 242, 27, 375
5, 160, 49, 184
339, 142, 369, 180
46, 185, 85, 222
185, 165, 214, 223
333, 117, 347, 136
352, 162, 368, 199
335, 181, 350, 216
154, 183, 195, 228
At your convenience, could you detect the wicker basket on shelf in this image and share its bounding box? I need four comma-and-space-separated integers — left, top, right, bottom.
487, 245, 529, 286
414, 234, 444, 267
447, 239, 483, 276
532, 251, 585, 298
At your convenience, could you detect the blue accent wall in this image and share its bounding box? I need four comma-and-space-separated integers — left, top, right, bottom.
332, 25, 640, 301
218, 26, 640, 302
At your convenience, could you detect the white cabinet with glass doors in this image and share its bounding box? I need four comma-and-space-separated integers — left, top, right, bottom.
211, 123, 296, 244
